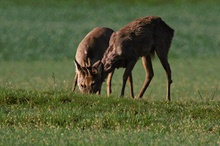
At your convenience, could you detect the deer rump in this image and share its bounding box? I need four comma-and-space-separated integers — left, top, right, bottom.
98, 16, 174, 101
72, 27, 114, 94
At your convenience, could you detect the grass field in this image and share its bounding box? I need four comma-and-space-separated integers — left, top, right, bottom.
0, 0, 220, 145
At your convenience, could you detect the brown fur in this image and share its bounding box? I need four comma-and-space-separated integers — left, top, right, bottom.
93, 16, 174, 101
72, 27, 114, 95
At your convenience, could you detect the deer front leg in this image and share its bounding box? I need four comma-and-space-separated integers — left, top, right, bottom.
72, 73, 78, 91
106, 70, 115, 96
137, 56, 154, 98
128, 72, 134, 98
96, 90, 101, 95
120, 60, 136, 97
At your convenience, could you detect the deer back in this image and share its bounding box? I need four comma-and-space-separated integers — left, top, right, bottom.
101, 16, 174, 73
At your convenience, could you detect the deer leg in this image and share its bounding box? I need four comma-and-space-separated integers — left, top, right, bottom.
107, 69, 115, 96
96, 90, 101, 95
137, 56, 154, 99
72, 73, 78, 91
158, 56, 172, 101
128, 72, 134, 98
120, 60, 136, 97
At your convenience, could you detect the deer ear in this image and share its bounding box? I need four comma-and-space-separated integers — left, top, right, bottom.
92, 60, 103, 75
97, 62, 103, 75
74, 59, 82, 72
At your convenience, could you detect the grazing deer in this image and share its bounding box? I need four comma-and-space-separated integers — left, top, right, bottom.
72, 27, 114, 95
91, 16, 174, 101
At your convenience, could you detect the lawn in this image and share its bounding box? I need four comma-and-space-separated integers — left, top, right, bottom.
0, 0, 220, 145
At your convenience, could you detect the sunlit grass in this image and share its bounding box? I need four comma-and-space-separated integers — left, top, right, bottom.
0, 57, 219, 101
0, 88, 220, 145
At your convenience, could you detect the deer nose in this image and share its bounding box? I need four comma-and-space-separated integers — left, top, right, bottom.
81, 84, 86, 88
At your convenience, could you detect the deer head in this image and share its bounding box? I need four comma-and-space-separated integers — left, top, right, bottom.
74, 59, 104, 94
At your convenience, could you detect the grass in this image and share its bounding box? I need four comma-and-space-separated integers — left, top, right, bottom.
0, 58, 219, 101
0, 88, 220, 145
0, 57, 219, 145
0, 1, 220, 60
0, 0, 220, 145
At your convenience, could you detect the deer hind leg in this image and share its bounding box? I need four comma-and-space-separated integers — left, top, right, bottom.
107, 69, 115, 96
155, 43, 172, 101
157, 55, 172, 101
120, 60, 136, 98
137, 55, 154, 99
72, 73, 78, 91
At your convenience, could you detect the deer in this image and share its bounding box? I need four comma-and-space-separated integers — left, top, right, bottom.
72, 27, 114, 95
89, 16, 174, 101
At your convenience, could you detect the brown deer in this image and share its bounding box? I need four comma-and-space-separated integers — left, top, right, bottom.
72, 27, 114, 95
91, 16, 174, 101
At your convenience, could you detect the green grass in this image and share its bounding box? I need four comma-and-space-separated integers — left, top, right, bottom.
0, 0, 220, 145
0, 1, 220, 60
0, 58, 219, 101
0, 57, 219, 145
0, 88, 220, 145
